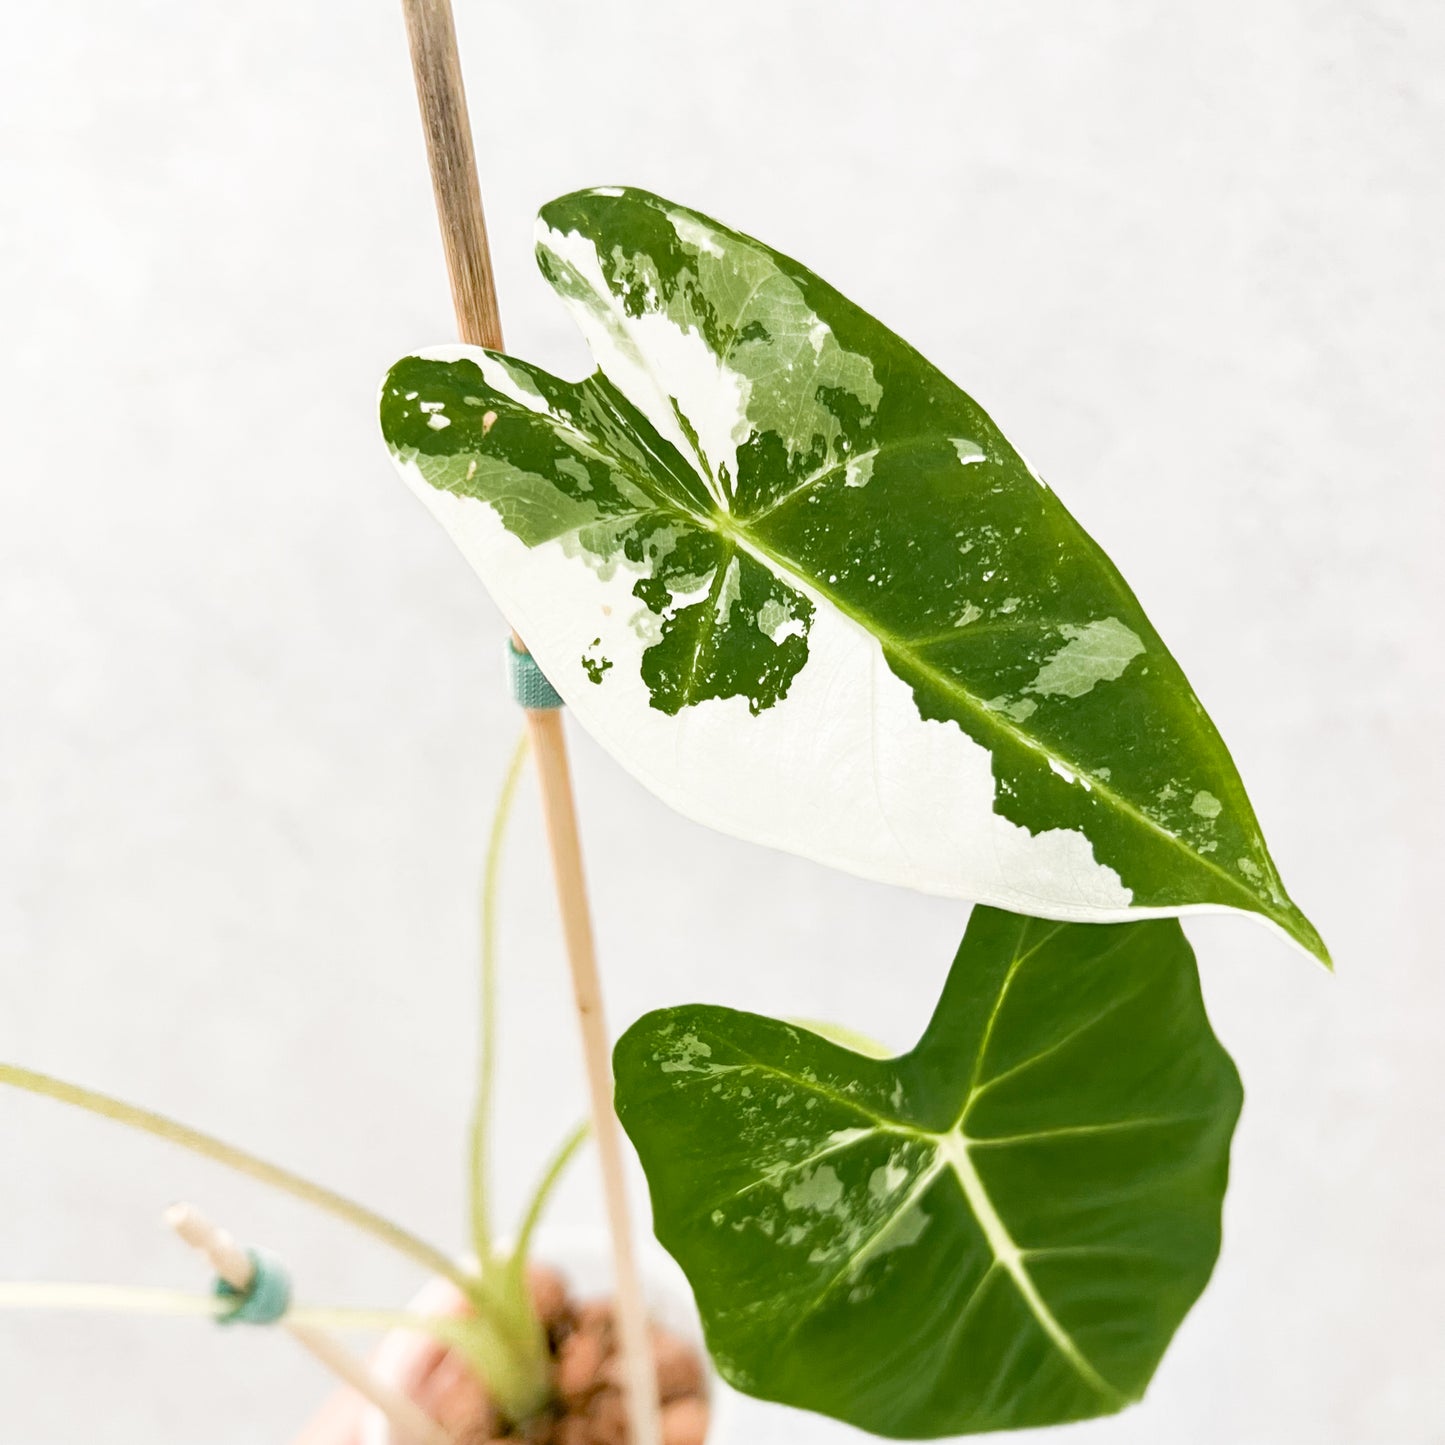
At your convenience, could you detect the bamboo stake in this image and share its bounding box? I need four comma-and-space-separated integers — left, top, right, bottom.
165, 1204, 451, 1445
524, 712, 663, 1442
396, 7, 662, 1444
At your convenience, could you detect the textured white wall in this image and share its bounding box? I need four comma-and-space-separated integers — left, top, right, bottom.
1, 2, 1440, 1442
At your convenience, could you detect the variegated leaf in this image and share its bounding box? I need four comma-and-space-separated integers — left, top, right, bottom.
380, 187, 1325, 963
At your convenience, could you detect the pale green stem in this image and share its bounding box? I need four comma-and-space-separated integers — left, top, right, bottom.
505, 1121, 590, 1283
469, 731, 530, 1273
0, 1282, 496, 1345
0, 1062, 474, 1298
0, 1064, 557, 1419
0, 1283, 229, 1319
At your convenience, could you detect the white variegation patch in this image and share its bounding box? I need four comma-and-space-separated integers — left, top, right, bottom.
1027, 618, 1146, 700
539, 225, 749, 506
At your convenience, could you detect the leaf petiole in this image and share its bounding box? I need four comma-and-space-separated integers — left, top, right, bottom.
0, 1062, 474, 1298
469, 730, 531, 1275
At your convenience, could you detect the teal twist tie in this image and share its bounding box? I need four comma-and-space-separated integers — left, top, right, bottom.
214, 1247, 291, 1326
507, 639, 564, 711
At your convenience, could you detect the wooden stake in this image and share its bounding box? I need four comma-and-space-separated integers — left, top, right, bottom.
397, 6, 663, 1444
164, 1204, 451, 1445
524, 710, 665, 1445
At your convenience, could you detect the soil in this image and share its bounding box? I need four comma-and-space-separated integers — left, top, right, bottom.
455, 1266, 710, 1445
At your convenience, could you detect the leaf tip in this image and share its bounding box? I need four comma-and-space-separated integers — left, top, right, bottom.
1278, 905, 1331, 971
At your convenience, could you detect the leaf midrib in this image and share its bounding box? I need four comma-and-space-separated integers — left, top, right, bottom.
935, 1132, 1128, 1406
734, 1110, 1128, 1406
685, 1004, 1139, 1402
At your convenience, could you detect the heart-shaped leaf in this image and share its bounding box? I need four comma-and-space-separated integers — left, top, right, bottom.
380, 187, 1324, 964
614, 909, 1242, 1437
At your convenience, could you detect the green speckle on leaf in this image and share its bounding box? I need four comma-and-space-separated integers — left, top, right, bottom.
582, 638, 612, 685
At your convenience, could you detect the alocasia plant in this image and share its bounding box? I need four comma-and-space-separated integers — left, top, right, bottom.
380, 186, 1326, 964
377, 185, 1326, 1438
0, 183, 1325, 1442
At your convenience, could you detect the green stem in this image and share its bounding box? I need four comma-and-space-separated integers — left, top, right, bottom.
0, 1062, 473, 1297
506, 1121, 589, 1281
469, 730, 530, 1272
0, 1282, 508, 1345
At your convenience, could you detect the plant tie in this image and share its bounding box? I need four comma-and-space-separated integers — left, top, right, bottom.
214, 1246, 291, 1326
506, 638, 564, 710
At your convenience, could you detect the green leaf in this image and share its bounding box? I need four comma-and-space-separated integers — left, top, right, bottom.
614, 908, 1242, 1437
379, 186, 1325, 964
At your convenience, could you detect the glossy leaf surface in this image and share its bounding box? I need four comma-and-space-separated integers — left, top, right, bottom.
614, 909, 1242, 1437
380, 187, 1324, 962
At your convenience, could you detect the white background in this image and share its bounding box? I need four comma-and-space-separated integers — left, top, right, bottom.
1, 2, 1441, 1442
